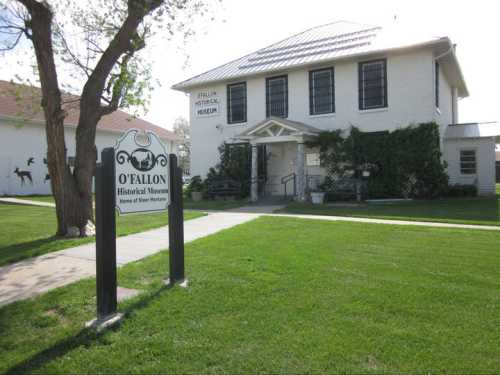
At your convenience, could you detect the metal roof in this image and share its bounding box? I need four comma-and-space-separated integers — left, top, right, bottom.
444, 122, 500, 141
172, 21, 466, 94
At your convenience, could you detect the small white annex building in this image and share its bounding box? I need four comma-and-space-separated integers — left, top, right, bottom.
0, 81, 179, 196
173, 21, 500, 200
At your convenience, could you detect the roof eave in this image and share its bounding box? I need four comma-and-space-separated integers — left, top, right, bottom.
0, 114, 179, 142
450, 47, 469, 98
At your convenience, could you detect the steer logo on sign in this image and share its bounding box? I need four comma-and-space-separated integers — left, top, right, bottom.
116, 147, 167, 171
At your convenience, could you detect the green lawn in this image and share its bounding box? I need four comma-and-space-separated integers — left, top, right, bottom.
1, 216, 499, 374
283, 192, 500, 226
0, 203, 204, 267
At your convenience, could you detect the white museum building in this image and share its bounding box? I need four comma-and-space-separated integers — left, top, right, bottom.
0, 80, 179, 196
173, 21, 499, 201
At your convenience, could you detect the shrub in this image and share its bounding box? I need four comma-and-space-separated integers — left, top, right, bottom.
184, 175, 205, 198
307, 122, 449, 199
446, 184, 477, 197
204, 143, 257, 198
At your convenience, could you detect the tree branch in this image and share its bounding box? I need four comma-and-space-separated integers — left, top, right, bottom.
0, 31, 22, 51
100, 53, 132, 115
79, 0, 164, 123
54, 25, 92, 78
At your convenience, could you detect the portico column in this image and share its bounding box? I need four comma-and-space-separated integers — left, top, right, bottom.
251, 144, 258, 202
296, 142, 306, 201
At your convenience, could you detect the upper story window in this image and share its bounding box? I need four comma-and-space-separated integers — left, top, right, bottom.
358, 59, 387, 110
266, 75, 288, 118
460, 149, 477, 175
309, 67, 335, 115
227, 82, 247, 124
435, 61, 440, 108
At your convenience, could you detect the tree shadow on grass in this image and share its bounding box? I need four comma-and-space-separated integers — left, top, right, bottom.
3, 285, 171, 374
0, 236, 90, 267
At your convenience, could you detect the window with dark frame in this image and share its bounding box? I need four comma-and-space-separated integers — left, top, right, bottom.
460, 149, 477, 175
309, 67, 335, 115
227, 82, 247, 124
266, 75, 288, 118
435, 61, 440, 108
358, 59, 387, 110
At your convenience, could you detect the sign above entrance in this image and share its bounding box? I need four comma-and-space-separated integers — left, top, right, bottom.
194, 90, 220, 117
114, 129, 170, 214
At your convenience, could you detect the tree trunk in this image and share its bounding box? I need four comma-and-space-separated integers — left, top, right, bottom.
21, 0, 94, 236
18, 0, 165, 236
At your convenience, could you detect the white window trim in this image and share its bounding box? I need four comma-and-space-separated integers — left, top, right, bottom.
227, 82, 246, 125
309, 112, 336, 119
225, 121, 248, 128
311, 68, 334, 115
358, 107, 389, 115
459, 148, 477, 176
361, 60, 386, 110
267, 76, 287, 118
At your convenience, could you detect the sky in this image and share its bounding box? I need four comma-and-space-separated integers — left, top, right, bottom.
144, 0, 499, 130
1, 0, 498, 130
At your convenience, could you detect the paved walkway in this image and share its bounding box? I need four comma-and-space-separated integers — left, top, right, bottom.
0, 197, 56, 208
271, 213, 500, 231
1, 208, 499, 307
227, 204, 286, 214
0, 212, 259, 306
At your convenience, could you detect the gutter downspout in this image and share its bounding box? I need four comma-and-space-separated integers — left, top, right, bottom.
434, 43, 459, 124
433, 43, 455, 156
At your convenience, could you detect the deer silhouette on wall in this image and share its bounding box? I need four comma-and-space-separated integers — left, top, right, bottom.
13, 168, 33, 186
43, 157, 50, 183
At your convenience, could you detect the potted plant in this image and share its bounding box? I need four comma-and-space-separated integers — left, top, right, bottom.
310, 190, 325, 204
187, 175, 204, 202
310, 180, 328, 204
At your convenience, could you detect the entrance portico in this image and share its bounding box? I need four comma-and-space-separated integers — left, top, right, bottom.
236, 117, 321, 202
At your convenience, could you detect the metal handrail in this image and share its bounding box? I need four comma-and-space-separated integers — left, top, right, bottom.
281, 173, 296, 199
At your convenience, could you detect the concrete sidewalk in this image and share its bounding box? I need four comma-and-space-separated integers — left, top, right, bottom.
0, 212, 259, 306
270, 213, 500, 231
0, 197, 56, 208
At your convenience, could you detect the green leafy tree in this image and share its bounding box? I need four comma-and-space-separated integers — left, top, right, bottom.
0, 0, 219, 236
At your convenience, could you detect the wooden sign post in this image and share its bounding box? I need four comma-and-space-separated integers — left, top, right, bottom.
86, 129, 185, 331
86, 147, 121, 330
167, 154, 185, 286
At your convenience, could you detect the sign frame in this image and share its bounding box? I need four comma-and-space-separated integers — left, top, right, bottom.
114, 129, 170, 215
87, 130, 186, 331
